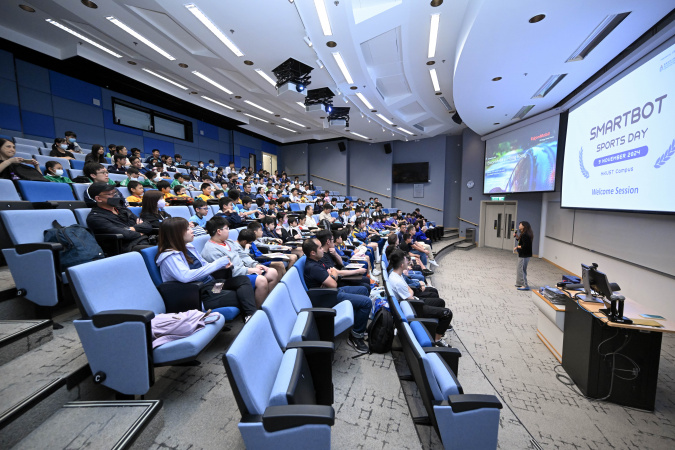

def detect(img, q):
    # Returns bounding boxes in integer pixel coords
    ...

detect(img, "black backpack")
[44,220,105,270]
[367,307,395,353]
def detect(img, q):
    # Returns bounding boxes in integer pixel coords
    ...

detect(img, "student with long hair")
[0,138,43,180]
[49,137,75,159]
[140,190,171,231]
[44,161,72,183]
[514,221,534,290]
[85,144,107,164]
[155,217,257,321]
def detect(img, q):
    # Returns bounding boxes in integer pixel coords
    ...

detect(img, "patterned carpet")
[432,247,675,450]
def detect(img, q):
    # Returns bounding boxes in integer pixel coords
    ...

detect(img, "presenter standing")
[514,221,533,291]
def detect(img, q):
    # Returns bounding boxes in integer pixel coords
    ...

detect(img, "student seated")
[50,138,75,160]
[239,196,261,219]
[126,180,145,204]
[85,145,107,164]
[247,221,287,277]
[280,215,302,241]
[189,199,210,228]
[172,185,193,203]
[203,218,279,308]
[157,180,174,201]
[304,205,318,228]
[43,161,72,183]
[77,163,115,185]
[0,138,44,181]
[302,238,371,353]
[140,190,171,232]
[108,154,128,174]
[213,189,225,199]
[319,204,340,229]
[156,217,257,321]
[197,183,215,202]
[144,148,160,167]
[215,197,246,228]
[114,145,131,167]
[121,167,156,189]
[387,250,452,347]
[64,131,83,153]
[315,229,371,291]
[399,232,433,276]
[261,216,298,267]
[86,182,153,253]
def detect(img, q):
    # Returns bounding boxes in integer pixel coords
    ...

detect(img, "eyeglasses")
[96,171,108,175]
[197,206,209,210]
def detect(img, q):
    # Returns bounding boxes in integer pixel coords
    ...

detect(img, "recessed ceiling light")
[429,68,441,92]
[316,59,324,69]
[531,74,567,98]
[314,0,333,36]
[47,19,123,58]
[276,125,298,133]
[254,69,276,86]
[494,123,500,125]
[350,132,369,139]
[178,63,188,68]
[190,91,198,95]
[142,68,188,90]
[332,52,354,84]
[426,61,435,66]
[397,127,414,136]
[282,118,305,128]
[326,41,337,48]
[296,101,306,109]
[127,61,137,65]
[235,96,242,99]
[376,114,394,125]
[19,4,36,12]
[275,114,281,117]
[492,76,502,81]
[202,96,234,110]
[192,71,233,95]
[355,93,373,109]
[244,100,274,114]
[487,106,494,109]
[512,105,535,120]
[244,113,269,123]
[566,12,630,62]
[106,16,174,60]
[81,0,97,9]
[303,36,313,47]
[185,3,244,57]
[350,86,358,90]
[244,60,254,66]
[430,0,443,6]
[428,13,440,59]
[529,14,546,24]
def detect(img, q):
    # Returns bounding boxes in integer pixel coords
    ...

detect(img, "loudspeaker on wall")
[384,143,392,154]
[452,112,462,125]
[338,142,346,152]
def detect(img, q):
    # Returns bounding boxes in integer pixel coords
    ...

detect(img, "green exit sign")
[491,196,505,201]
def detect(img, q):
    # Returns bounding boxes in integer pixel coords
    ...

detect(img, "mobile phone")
[212,282,224,294]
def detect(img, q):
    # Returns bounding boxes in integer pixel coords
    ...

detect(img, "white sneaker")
[372,268,381,276]
[429,259,439,267]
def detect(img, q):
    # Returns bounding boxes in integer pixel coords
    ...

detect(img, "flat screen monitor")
[561,39,675,214]
[580,263,615,302]
[392,162,429,183]
[483,115,559,194]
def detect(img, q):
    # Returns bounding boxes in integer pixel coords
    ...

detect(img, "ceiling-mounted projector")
[272,58,313,97]
[304,87,334,113]
[328,107,350,127]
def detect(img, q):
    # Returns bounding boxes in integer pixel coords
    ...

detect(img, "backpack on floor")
[367,300,395,353]
[44,220,105,270]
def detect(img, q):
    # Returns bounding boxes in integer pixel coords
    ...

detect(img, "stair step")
[0,319,53,366]
[13,400,163,450]
[455,242,476,250]
[441,233,459,240]
[445,237,468,246]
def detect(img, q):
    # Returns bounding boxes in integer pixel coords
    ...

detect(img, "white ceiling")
[0,0,672,144]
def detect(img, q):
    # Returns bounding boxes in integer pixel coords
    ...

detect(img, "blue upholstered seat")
[0,179,22,201]
[33,154,71,169]
[69,252,225,395]
[16,180,75,202]
[14,137,45,147]
[164,206,192,221]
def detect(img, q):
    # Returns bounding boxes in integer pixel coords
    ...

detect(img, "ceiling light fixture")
[314,0,333,36]
[566,12,630,62]
[255,69,277,86]
[244,100,274,114]
[492,76,502,81]
[376,114,394,125]
[185,3,244,57]
[282,118,305,127]
[276,125,298,133]
[81,0,98,9]
[106,16,174,60]
[316,59,324,69]
[428,14,440,59]
[512,105,535,120]
[244,113,269,123]
[19,5,36,12]
[192,71,233,94]
[202,96,234,110]
[397,127,414,136]
[438,96,453,112]
[46,19,123,58]
[529,14,546,24]
[303,36,313,47]
[355,93,373,109]
[296,101,306,109]
[332,52,354,84]
[531,74,567,98]
[142,68,188,90]
[430,0,443,6]
[350,132,369,139]
[429,68,441,92]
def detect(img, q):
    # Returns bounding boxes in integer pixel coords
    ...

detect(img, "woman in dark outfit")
[140,190,171,234]
[514,221,534,290]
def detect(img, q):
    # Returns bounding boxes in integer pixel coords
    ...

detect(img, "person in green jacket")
[120,167,157,189]
[44,161,72,183]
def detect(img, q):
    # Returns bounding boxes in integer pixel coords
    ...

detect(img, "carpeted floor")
[432,247,675,450]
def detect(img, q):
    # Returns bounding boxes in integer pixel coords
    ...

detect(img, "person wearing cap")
[86,182,154,253]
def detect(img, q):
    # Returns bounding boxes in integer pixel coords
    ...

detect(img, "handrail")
[349,185,391,199]
[458,217,478,226]
[393,197,442,212]
[310,174,346,186]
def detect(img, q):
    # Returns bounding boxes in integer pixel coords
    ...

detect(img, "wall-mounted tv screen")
[483,115,560,194]
[393,162,429,183]
[561,39,675,214]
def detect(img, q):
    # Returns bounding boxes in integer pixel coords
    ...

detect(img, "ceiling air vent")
[413,124,425,132]
[438,96,454,112]
[566,12,631,62]
[512,105,535,120]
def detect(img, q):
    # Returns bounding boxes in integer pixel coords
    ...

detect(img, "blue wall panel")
[0,104,22,132]
[49,71,101,105]
[240,145,256,159]
[53,118,105,145]
[15,60,49,93]
[0,79,18,105]
[261,140,278,155]
[197,136,221,152]
[174,143,199,161]
[20,110,54,138]
[102,110,143,136]
[143,136,174,155]
[0,50,15,81]
[101,88,141,110]
[104,129,144,150]
[199,150,219,164]
[233,156,242,168]
[234,131,262,150]
[52,97,103,127]
[17,87,51,113]
[197,121,218,140]
[218,127,232,143]
[219,153,232,167]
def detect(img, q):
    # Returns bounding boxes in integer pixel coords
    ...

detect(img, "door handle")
[497,214,502,238]
[494,220,497,230]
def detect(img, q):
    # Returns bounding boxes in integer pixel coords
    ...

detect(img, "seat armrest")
[31,201,59,209]
[406,299,426,316]
[423,347,462,376]
[15,242,63,255]
[286,341,335,405]
[92,309,155,328]
[158,282,203,313]
[307,288,339,309]
[446,394,502,413]
[408,317,439,336]
[300,307,337,317]
[262,405,335,432]
[95,233,124,241]
[300,308,336,342]
[286,340,335,354]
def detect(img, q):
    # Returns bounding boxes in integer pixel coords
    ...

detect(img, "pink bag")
[150,310,220,348]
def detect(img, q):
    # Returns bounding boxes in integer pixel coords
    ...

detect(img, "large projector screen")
[561,39,675,214]
[483,115,559,194]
